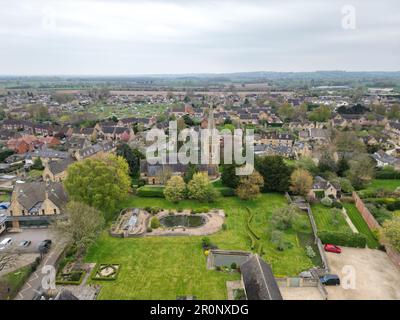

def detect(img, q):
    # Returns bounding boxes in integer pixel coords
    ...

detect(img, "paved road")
[15,243,66,300]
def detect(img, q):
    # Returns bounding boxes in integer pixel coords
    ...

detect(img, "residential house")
[42,158,75,182]
[74,141,116,161]
[372,150,400,170]
[309,176,341,200]
[7,182,68,229]
[140,160,218,185]
[257,132,294,147]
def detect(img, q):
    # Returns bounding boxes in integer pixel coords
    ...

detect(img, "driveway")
[0,228,55,254]
[326,247,400,300]
[0,228,56,276]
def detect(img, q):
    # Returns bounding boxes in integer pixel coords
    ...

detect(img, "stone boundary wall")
[352,192,400,269]
[352,192,380,230]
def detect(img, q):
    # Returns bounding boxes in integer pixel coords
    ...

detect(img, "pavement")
[15,241,66,300]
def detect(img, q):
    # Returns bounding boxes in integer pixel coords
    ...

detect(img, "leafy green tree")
[164,176,186,203]
[346,154,375,190]
[381,217,400,251]
[0,149,14,162]
[308,105,332,122]
[335,131,365,154]
[52,201,104,258]
[187,172,218,202]
[235,171,264,200]
[116,143,144,177]
[296,157,319,176]
[221,164,240,188]
[318,149,337,173]
[64,154,131,214]
[277,103,295,121]
[32,157,44,170]
[337,156,350,177]
[290,168,313,197]
[268,205,300,231]
[255,156,292,192]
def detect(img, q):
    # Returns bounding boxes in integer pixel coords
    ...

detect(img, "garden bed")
[91,264,121,281]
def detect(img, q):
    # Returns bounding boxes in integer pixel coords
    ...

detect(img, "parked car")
[299,271,313,279]
[324,244,341,254]
[320,274,340,286]
[38,239,52,253]
[19,240,32,247]
[0,237,12,250]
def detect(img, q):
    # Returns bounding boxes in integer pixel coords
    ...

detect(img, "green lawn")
[0,193,10,202]
[364,179,400,192]
[311,204,352,233]
[343,203,380,249]
[85,193,316,299]
[0,265,32,300]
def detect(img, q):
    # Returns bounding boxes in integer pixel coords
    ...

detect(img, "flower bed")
[56,271,86,285]
[91,264,121,281]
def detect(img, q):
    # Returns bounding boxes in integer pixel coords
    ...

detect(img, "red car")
[324,244,341,254]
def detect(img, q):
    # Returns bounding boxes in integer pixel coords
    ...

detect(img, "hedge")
[136,186,165,198]
[56,271,86,285]
[216,187,235,197]
[91,264,121,281]
[375,170,400,179]
[318,231,367,248]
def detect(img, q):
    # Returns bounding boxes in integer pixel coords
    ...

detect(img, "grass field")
[364,179,400,192]
[85,193,316,299]
[311,204,352,233]
[343,203,380,249]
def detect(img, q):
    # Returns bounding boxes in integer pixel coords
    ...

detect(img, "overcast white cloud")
[0,0,399,75]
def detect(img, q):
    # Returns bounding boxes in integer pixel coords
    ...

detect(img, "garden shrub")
[222,223,227,231]
[217,187,235,197]
[318,231,367,248]
[321,197,333,207]
[150,217,160,229]
[305,245,316,258]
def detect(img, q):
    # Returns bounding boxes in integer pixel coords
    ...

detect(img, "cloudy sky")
[0,0,399,75]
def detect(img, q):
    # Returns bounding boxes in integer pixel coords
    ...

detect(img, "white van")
[0,237,12,250]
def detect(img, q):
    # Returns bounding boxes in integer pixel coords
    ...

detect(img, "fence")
[352,192,400,269]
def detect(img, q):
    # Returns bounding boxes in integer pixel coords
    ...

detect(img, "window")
[54,209,57,214]
[22,210,25,215]
[42,209,45,215]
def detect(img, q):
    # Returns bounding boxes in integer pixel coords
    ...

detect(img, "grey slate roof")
[240,254,283,300]
[47,158,75,175]
[13,182,67,213]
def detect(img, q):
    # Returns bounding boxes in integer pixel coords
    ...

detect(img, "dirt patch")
[326,247,400,300]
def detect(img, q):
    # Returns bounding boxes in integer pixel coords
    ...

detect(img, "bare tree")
[0,250,19,273]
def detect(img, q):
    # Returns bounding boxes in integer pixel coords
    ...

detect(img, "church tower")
[207,104,219,166]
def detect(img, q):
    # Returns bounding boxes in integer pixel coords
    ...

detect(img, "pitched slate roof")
[13,182,67,212]
[240,254,282,300]
[47,158,74,175]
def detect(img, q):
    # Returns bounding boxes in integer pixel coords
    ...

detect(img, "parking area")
[279,287,324,300]
[326,247,400,300]
[0,228,56,276]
